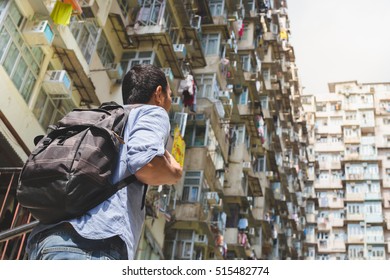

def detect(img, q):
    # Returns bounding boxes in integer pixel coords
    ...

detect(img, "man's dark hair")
[122,64,168,105]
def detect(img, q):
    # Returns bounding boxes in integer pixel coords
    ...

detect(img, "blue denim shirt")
[28,105,170,259]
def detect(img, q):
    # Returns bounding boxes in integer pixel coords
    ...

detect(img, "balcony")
[126,1,184,78]
[314,141,344,152]
[345,192,365,202]
[305,233,317,244]
[343,136,361,144]
[174,202,209,225]
[316,125,342,135]
[360,120,375,133]
[185,148,222,192]
[344,173,381,181]
[314,179,343,190]
[365,192,382,201]
[318,160,341,170]
[306,213,317,224]
[346,213,364,222]
[347,235,364,244]
[365,214,383,224]
[318,196,344,208]
[330,217,344,227]
[317,218,331,231]
[224,228,248,259]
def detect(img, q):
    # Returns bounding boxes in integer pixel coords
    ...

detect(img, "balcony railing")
[0,168,35,260]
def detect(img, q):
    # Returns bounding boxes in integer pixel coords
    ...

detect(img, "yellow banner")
[172,127,186,167]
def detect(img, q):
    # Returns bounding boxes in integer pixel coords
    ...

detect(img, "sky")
[287,0,390,94]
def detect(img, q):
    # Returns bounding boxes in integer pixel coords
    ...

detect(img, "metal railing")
[0,168,35,260]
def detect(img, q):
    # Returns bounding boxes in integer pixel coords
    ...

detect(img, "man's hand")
[135,150,183,185]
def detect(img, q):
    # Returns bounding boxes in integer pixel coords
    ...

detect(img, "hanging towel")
[50,1,73,26]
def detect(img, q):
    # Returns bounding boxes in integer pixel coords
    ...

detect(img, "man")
[27,64,183,259]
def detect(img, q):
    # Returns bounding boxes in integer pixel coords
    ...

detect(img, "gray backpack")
[17,102,144,224]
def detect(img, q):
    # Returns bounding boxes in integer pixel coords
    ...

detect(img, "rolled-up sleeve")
[126,106,170,175]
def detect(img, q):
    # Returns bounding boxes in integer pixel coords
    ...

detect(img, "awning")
[108,13,134,49]
[54,47,100,106]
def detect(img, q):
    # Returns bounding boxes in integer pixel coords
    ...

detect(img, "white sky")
[287,0,390,94]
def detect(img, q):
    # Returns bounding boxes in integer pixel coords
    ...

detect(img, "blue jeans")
[27,223,128,260]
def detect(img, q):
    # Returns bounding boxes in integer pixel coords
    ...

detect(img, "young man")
[27,64,182,260]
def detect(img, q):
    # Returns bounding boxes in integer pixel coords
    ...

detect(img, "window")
[118,0,130,18]
[195,73,217,99]
[348,245,364,260]
[184,121,209,147]
[237,87,248,105]
[70,19,100,63]
[164,6,179,44]
[240,54,251,72]
[182,171,203,202]
[347,203,362,214]
[121,51,158,73]
[240,23,250,41]
[369,247,385,260]
[236,124,246,144]
[201,33,220,56]
[137,0,165,26]
[260,96,268,109]
[301,96,310,104]
[209,0,224,16]
[345,112,357,120]
[255,156,266,172]
[33,89,76,129]
[96,32,114,67]
[316,103,326,112]
[0,1,44,102]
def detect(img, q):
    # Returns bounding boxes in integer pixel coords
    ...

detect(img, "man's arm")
[135,150,183,185]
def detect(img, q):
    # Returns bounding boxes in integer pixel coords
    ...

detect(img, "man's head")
[122,64,172,112]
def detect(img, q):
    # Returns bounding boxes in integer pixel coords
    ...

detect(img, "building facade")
[0,0,307,260]
[303,81,390,260]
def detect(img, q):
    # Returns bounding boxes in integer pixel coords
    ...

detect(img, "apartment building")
[303,81,390,260]
[0,0,307,260]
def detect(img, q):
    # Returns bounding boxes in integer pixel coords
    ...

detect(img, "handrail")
[0,220,38,243]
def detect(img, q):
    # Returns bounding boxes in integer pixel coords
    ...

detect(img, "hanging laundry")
[50,1,73,25]
[182,89,194,108]
[238,22,245,39]
[63,0,82,15]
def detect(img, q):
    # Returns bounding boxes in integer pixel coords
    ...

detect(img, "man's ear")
[154,85,163,105]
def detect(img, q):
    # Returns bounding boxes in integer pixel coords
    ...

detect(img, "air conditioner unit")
[171,96,182,111]
[266,171,274,179]
[195,113,206,124]
[218,91,230,102]
[81,0,99,18]
[42,70,72,98]
[206,192,219,205]
[23,20,54,46]
[194,234,208,244]
[234,84,243,93]
[173,44,187,59]
[162,67,174,83]
[191,15,202,30]
[106,63,124,80]
[228,11,238,22]
[243,162,251,171]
